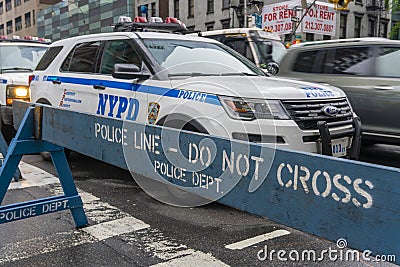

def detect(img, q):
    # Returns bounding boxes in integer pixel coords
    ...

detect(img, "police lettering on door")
[97,93,139,121]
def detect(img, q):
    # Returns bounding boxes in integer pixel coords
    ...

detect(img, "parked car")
[278,37,400,145]
[0,36,49,141]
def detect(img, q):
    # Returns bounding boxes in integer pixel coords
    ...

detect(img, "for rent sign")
[262,0,336,36]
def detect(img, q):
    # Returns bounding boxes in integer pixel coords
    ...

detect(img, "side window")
[36,46,62,71]
[224,39,254,62]
[61,41,101,73]
[293,50,322,73]
[376,47,400,78]
[99,39,141,75]
[326,47,372,75]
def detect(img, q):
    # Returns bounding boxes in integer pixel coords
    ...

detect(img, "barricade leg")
[0,106,88,228]
[51,150,88,227]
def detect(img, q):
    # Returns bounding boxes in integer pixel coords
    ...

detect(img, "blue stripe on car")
[44,76,221,106]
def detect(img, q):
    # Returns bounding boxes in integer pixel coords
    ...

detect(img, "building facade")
[0,0,59,38]
[1,0,398,41]
[135,0,398,40]
[37,0,134,41]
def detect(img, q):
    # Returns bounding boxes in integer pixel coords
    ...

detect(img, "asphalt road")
[0,146,397,267]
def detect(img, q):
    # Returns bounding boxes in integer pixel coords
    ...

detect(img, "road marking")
[150,251,229,267]
[83,216,150,241]
[3,161,229,266]
[225,230,290,250]
[8,161,60,189]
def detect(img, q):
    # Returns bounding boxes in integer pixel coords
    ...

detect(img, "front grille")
[281,98,353,130]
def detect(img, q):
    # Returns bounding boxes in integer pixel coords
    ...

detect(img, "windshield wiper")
[1,67,33,72]
[168,72,217,77]
[220,72,260,76]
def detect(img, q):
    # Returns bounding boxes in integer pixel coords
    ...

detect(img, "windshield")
[142,39,265,77]
[0,45,48,72]
[252,39,287,68]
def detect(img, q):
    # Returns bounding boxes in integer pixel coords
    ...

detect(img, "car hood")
[0,73,29,86]
[170,76,346,100]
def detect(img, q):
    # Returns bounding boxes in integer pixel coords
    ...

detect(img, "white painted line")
[168,147,178,153]
[83,216,150,241]
[225,230,290,250]
[8,161,60,190]
[150,251,229,267]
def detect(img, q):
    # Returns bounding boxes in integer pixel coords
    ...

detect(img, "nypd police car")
[0,36,49,141]
[29,19,361,158]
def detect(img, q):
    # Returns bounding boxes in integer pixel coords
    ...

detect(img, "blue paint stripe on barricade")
[26,104,399,263]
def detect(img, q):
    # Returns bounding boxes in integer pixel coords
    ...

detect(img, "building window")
[14,0,20,7]
[25,12,31,28]
[380,20,388,37]
[5,0,11,12]
[368,17,376,36]
[0,24,4,35]
[221,18,231,29]
[340,14,347,38]
[32,9,35,25]
[207,0,214,13]
[174,0,179,18]
[151,2,156,17]
[223,0,230,9]
[354,15,362,38]
[188,0,194,18]
[0,2,3,15]
[15,16,22,31]
[323,35,331,40]
[306,33,314,41]
[6,20,12,34]
[206,22,214,31]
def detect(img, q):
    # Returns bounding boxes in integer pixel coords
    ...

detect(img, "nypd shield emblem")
[147,102,160,124]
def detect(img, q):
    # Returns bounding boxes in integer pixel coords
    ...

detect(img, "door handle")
[52,79,61,85]
[93,85,106,90]
[374,86,394,90]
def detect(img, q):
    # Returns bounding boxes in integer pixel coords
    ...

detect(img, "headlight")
[6,85,30,105]
[219,96,290,120]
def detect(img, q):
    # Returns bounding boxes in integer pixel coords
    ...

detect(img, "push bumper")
[317,116,362,160]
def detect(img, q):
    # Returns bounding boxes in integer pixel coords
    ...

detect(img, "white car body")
[30,31,358,156]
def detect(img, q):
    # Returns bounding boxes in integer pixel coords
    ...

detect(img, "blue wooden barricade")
[0,106,87,227]
[9,102,400,263]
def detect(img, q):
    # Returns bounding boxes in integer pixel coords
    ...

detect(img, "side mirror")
[112,63,150,80]
[266,62,279,76]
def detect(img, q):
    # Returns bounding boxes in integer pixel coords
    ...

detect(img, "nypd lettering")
[97,93,139,121]
[300,87,335,98]
[177,90,207,102]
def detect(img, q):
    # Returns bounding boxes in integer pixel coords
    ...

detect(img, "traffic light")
[328,0,352,10]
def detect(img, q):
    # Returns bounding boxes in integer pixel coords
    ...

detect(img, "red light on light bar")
[134,16,147,23]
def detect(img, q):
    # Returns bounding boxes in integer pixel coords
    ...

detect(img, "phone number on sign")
[265,22,292,32]
[305,21,334,32]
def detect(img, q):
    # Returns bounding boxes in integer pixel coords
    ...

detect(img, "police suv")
[0,36,49,140]
[29,17,361,158]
